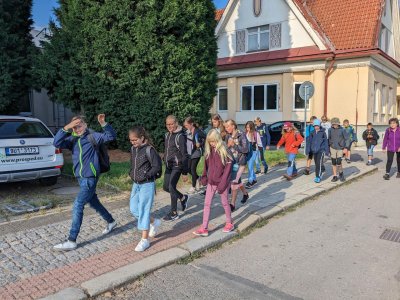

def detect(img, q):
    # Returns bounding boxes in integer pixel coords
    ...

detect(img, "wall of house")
[217,0,317,58]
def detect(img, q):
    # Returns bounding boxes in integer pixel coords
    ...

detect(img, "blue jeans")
[255,147,268,171]
[247,151,257,183]
[367,145,375,156]
[286,153,298,176]
[69,177,114,242]
[130,182,155,231]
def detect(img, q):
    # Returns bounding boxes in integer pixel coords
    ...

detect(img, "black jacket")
[328,126,350,150]
[187,127,206,158]
[362,128,379,147]
[130,145,161,183]
[306,128,329,155]
[164,126,189,174]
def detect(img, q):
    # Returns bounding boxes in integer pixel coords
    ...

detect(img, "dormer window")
[247,25,269,52]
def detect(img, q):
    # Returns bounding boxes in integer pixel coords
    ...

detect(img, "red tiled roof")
[293,0,384,50]
[215,9,224,21]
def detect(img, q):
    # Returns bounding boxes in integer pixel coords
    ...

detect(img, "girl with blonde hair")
[193,129,234,236]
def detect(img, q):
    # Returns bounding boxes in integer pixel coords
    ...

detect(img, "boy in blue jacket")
[306,119,330,183]
[53,114,117,251]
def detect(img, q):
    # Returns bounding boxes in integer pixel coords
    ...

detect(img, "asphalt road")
[98,150,400,300]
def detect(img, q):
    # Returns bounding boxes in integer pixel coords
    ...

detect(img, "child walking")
[304,116,317,175]
[245,121,262,189]
[362,123,379,166]
[328,118,350,182]
[128,126,162,252]
[276,122,304,181]
[193,129,234,237]
[382,118,400,180]
[254,117,271,174]
[343,119,357,163]
[306,119,329,183]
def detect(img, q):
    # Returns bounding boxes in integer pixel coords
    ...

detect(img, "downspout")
[324,55,336,116]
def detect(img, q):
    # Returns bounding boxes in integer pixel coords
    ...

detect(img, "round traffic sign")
[299,81,315,100]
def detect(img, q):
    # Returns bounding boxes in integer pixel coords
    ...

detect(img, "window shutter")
[270,23,281,49]
[236,30,246,54]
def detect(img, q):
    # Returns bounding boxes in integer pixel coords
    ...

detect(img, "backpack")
[87,133,110,174]
[145,146,163,179]
[165,131,189,157]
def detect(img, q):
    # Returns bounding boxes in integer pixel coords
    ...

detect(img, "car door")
[268,122,284,145]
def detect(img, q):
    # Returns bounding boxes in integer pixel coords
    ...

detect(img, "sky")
[32,0,229,28]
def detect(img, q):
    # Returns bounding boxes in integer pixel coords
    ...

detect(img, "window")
[382,85,387,113]
[0,121,52,139]
[293,83,310,110]
[247,25,269,52]
[241,84,278,111]
[217,88,228,111]
[379,25,390,53]
[374,82,380,113]
[389,87,394,115]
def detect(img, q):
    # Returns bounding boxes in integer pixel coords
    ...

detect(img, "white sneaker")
[53,240,77,251]
[149,219,161,238]
[102,221,117,235]
[135,239,150,252]
[188,187,196,194]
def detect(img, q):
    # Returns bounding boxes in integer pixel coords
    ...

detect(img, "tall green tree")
[0,0,37,114]
[37,0,217,149]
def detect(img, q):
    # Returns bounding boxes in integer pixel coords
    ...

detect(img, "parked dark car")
[268,121,305,145]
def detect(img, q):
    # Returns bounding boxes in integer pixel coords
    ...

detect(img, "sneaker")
[245,182,252,189]
[241,193,249,204]
[339,172,345,182]
[180,195,189,212]
[283,174,293,181]
[264,167,268,174]
[331,176,338,182]
[149,219,161,238]
[304,169,311,175]
[383,173,390,180]
[292,173,298,177]
[366,161,371,166]
[163,211,179,221]
[255,170,261,175]
[193,227,209,237]
[102,221,117,235]
[251,180,257,187]
[200,190,206,196]
[346,158,351,164]
[223,223,234,233]
[53,240,77,251]
[229,204,235,212]
[135,239,150,252]
[188,187,196,194]
[314,177,321,183]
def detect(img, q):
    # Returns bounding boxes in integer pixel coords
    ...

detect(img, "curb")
[40,166,378,300]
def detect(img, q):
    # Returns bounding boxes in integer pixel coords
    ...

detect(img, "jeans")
[255,147,268,171]
[247,151,257,183]
[202,184,232,229]
[69,177,114,242]
[286,153,298,176]
[314,152,325,178]
[163,166,183,212]
[386,151,400,174]
[367,145,375,156]
[189,157,201,188]
[130,182,155,231]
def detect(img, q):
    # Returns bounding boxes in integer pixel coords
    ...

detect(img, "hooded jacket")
[130,144,161,183]
[382,127,400,152]
[53,124,116,178]
[164,126,189,174]
[201,147,232,194]
[328,126,350,150]
[277,130,304,154]
[306,128,329,155]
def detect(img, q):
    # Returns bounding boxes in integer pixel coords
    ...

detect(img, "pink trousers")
[202,184,232,229]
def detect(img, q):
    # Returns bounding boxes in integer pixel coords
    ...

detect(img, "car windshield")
[0,120,53,139]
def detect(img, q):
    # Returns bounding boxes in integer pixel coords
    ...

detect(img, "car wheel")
[39,176,58,186]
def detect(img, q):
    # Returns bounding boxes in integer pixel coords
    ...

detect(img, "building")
[212,0,400,142]
[29,28,74,132]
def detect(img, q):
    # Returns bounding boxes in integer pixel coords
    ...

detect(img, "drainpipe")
[324,55,336,116]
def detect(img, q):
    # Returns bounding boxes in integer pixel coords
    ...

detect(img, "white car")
[0,116,64,185]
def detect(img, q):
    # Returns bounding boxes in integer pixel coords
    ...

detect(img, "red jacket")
[201,148,232,194]
[277,131,304,154]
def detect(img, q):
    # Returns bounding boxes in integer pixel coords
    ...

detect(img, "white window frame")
[246,25,269,52]
[217,87,228,112]
[293,82,311,111]
[240,83,279,112]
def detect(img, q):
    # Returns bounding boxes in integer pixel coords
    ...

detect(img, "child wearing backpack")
[128,126,162,252]
[276,122,304,181]
[193,129,234,237]
[343,119,357,163]
[328,118,350,182]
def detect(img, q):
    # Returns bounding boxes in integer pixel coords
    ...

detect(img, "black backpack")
[87,133,110,174]
[145,146,163,179]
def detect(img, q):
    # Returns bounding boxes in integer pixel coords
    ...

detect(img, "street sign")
[299,81,315,100]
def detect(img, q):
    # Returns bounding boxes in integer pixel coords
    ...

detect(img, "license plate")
[5,147,39,156]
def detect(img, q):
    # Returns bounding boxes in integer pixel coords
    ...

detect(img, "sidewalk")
[0,158,377,300]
